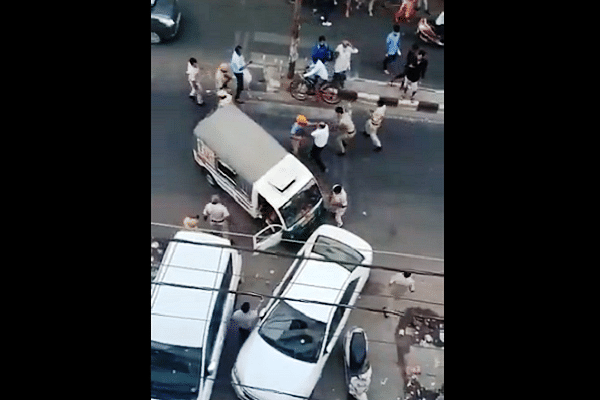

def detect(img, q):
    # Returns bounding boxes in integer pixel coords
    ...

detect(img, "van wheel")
[205,172,217,187]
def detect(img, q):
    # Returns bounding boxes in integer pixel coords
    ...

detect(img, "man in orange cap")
[289,115,316,157]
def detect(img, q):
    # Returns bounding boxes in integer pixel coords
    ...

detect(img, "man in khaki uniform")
[334,106,356,156]
[364,99,386,152]
[329,184,348,227]
[203,195,230,237]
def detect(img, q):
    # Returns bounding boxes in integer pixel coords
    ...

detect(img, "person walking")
[310,122,330,173]
[333,40,358,88]
[389,271,416,292]
[329,184,348,227]
[401,49,428,101]
[183,215,200,229]
[202,195,230,237]
[363,99,386,151]
[186,57,205,106]
[390,42,419,85]
[290,115,316,157]
[383,24,402,75]
[334,106,356,156]
[231,302,259,344]
[215,62,232,91]
[231,45,252,104]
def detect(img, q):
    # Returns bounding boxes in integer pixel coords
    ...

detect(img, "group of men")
[185,45,252,107]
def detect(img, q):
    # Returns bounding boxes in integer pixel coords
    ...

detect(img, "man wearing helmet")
[289,115,317,157]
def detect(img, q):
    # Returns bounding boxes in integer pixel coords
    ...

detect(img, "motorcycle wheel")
[320,83,341,104]
[290,80,309,101]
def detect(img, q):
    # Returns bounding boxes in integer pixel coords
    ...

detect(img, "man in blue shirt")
[383,24,401,75]
[311,36,333,64]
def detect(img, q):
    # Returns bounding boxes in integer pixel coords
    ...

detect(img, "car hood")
[235,331,319,399]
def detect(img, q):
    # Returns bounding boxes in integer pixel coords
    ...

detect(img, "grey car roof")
[193,105,289,183]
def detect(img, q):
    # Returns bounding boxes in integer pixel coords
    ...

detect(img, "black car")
[151,0,181,44]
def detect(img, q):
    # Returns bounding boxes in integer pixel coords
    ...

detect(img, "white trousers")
[365,119,382,148]
[188,80,204,104]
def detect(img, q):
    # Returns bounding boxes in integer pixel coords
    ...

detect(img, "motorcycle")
[417,12,444,46]
[343,327,372,400]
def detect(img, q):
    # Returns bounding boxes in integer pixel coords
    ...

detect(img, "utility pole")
[287,0,302,79]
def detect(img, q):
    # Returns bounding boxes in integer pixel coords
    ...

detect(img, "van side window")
[217,160,237,184]
[204,254,233,374]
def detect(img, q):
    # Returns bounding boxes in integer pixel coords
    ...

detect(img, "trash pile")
[151,237,169,282]
[399,314,444,349]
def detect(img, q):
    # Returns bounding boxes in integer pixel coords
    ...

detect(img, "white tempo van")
[151,230,242,400]
[193,105,325,251]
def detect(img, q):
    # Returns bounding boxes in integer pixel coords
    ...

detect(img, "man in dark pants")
[231,302,258,345]
[310,122,330,173]
[230,45,252,104]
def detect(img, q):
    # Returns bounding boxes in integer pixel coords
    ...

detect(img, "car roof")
[284,259,351,323]
[151,231,232,348]
[193,105,289,183]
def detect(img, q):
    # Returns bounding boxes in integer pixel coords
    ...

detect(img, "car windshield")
[279,180,321,228]
[259,300,326,363]
[151,341,202,399]
[311,235,365,271]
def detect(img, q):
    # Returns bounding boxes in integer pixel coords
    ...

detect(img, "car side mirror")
[259,308,266,319]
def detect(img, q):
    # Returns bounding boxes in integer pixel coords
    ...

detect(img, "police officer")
[329,184,348,227]
[203,195,230,237]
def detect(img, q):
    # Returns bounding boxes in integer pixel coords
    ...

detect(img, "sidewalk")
[245,53,444,114]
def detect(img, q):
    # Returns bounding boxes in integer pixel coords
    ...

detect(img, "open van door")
[252,224,283,254]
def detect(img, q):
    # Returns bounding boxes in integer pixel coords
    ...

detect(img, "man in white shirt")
[364,99,386,151]
[389,271,416,292]
[303,59,328,92]
[231,45,252,103]
[186,57,204,106]
[231,302,259,344]
[333,40,358,88]
[310,122,329,173]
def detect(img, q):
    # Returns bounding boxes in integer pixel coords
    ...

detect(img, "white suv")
[151,231,242,400]
[231,224,372,400]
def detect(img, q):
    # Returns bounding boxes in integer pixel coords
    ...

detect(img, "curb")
[343,89,443,113]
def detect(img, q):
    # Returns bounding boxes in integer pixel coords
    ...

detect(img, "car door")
[252,224,283,253]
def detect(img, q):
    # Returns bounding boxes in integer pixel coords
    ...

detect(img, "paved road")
[151,1,444,398]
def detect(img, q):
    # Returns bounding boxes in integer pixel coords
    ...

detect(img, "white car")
[151,231,242,400]
[231,225,373,400]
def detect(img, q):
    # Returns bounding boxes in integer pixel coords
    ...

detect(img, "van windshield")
[151,341,202,399]
[279,181,321,228]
